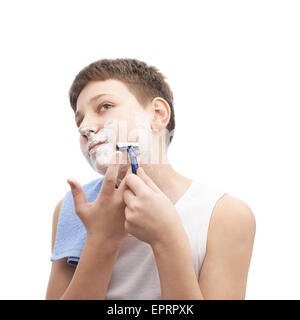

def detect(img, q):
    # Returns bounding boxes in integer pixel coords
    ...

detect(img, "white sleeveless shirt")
[105,180,227,300]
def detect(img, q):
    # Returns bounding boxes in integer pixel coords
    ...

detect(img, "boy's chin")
[93,162,110,176]
[94,164,108,176]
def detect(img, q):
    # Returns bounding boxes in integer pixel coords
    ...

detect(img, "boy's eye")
[99,104,112,112]
[76,104,113,127]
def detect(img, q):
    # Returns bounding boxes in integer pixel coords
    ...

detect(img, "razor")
[116,142,139,175]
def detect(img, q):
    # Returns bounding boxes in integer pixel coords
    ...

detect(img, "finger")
[100,151,122,196]
[137,167,161,193]
[125,172,150,196]
[124,206,132,223]
[123,189,136,207]
[116,165,132,194]
[67,178,88,216]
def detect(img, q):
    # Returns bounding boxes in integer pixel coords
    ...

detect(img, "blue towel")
[50,177,104,266]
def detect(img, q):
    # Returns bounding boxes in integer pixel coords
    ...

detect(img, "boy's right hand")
[67,151,130,246]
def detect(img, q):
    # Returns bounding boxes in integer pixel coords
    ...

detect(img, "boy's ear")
[150,97,171,131]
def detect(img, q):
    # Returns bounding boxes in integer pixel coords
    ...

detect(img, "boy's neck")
[138,162,193,205]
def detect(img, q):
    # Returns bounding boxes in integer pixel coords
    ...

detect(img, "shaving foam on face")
[80,111,154,176]
[131,111,152,164]
[80,119,118,175]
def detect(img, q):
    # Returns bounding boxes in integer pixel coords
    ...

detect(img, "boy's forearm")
[60,235,121,300]
[152,229,204,300]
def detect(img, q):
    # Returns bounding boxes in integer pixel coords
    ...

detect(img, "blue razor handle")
[127,146,139,174]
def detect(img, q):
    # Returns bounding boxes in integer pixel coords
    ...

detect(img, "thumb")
[136,167,161,193]
[67,178,89,217]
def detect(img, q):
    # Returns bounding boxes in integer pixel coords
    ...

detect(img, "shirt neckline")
[174,180,195,209]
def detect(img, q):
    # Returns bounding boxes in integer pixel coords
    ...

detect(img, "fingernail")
[67,179,74,187]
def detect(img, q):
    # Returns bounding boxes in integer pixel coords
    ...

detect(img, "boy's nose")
[79,127,96,137]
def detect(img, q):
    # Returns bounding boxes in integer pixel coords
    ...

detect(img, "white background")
[0,0,299,299]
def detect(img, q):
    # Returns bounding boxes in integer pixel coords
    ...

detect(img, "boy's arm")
[152,227,205,299]
[59,235,121,300]
[45,199,122,300]
[152,195,256,300]
[199,195,256,299]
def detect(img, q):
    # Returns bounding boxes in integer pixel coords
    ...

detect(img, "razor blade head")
[116,142,140,151]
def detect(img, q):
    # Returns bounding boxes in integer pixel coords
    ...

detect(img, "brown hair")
[69,58,175,144]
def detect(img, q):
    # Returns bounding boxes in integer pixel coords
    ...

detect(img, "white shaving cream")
[80,112,153,176]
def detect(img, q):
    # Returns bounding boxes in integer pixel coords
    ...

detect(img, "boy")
[46,58,256,299]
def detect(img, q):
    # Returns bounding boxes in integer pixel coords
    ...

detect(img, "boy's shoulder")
[207,194,256,250]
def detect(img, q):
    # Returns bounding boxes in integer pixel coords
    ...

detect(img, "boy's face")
[75,79,153,176]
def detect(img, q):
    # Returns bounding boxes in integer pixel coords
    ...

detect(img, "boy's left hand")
[123,167,184,247]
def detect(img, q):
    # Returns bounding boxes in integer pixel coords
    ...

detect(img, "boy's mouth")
[88,140,107,153]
